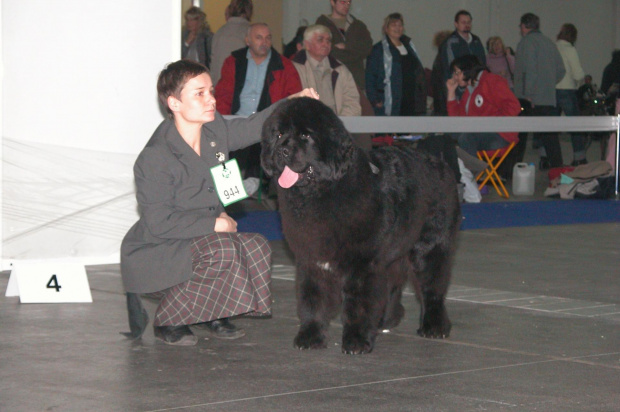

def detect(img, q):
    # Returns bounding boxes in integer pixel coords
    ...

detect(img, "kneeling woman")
[121,60,317,345]
[446,55,521,156]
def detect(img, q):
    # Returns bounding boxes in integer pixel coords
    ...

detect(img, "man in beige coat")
[291,24,361,117]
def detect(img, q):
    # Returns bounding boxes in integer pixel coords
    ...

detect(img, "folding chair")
[475,141,516,198]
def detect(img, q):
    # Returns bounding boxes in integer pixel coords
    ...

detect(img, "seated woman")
[121,59,317,346]
[446,54,521,156]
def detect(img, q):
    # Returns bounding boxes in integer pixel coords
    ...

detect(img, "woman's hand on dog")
[289,88,320,100]
[214,212,238,232]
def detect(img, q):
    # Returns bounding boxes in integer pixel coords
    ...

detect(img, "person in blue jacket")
[438,10,486,82]
[365,12,427,116]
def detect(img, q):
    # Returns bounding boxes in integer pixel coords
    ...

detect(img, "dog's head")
[261,97,354,189]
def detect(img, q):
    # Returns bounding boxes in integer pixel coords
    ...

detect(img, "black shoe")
[570,159,588,167]
[539,157,551,171]
[154,325,198,346]
[194,318,246,340]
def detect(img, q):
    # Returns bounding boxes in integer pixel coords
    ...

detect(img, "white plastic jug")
[512,163,535,196]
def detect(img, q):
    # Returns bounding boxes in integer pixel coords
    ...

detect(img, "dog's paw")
[417,316,451,339]
[417,326,450,339]
[342,333,374,355]
[294,323,327,350]
[418,300,451,339]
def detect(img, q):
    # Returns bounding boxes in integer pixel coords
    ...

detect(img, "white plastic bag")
[458,158,482,203]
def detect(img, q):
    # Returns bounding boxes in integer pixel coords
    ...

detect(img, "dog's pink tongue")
[278,166,300,188]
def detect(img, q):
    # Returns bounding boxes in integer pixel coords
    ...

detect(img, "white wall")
[284,0,619,87]
[0,3,3,263]
[1,0,182,266]
[2,0,180,155]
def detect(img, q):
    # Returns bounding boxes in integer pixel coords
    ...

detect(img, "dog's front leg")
[341,272,386,354]
[294,263,342,350]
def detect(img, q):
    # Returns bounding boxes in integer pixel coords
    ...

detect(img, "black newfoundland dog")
[261,98,461,354]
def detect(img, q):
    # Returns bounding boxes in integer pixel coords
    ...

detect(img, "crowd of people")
[122,1,619,346]
[181,1,620,173]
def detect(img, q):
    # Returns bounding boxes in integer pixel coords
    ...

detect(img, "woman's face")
[492,39,504,55]
[186,16,201,33]
[385,19,404,41]
[170,73,216,125]
[452,67,468,88]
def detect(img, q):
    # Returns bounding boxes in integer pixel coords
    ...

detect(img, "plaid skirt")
[152,232,272,326]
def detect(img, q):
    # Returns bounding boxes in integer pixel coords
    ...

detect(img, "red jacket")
[447,71,521,143]
[215,47,302,115]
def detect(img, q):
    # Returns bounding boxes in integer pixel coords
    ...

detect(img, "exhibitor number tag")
[210,159,248,206]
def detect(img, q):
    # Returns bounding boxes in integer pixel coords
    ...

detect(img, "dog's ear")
[328,129,355,180]
[260,113,280,177]
[313,106,355,181]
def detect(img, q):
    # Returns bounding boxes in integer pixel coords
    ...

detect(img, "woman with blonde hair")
[485,36,515,90]
[182,7,213,69]
[366,13,426,116]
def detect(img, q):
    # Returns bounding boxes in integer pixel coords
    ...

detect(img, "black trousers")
[417,134,462,183]
[521,105,564,168]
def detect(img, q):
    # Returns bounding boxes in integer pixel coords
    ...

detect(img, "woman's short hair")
[184,6,208,31]
[557,23,577,45]
[303,24,331,43]
[382,13,404,35]
[157,60,209,118]
[450,54,487,84]
[486,36,504,54]
[228,0,253,21]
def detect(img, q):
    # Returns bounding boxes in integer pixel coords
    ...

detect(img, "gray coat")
[121,106,277,293]
[210,16,250,85]
[514,30,566,106]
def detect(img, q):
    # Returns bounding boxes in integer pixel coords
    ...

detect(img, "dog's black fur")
[261,98,461,354]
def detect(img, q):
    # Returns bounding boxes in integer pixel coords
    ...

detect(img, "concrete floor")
[1,136,619,411]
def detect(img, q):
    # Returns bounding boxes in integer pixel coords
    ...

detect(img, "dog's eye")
[301,134,311,141]
[277,132,283,139]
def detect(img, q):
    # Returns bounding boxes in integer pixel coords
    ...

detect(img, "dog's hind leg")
[294,263,343,350]
[378,258,409,331]
[411,244,453,339]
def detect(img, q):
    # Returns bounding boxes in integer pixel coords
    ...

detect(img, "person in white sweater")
[556,23,587,165]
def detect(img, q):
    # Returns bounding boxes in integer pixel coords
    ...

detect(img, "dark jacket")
[439,30,486,81]
[215,47,302,115]
[431,51,448,115]
[366,35,427,116]
[601,52,620,95]
[316,13,373,89]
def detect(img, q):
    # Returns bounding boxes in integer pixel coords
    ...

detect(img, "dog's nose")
[279,147,289,158]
